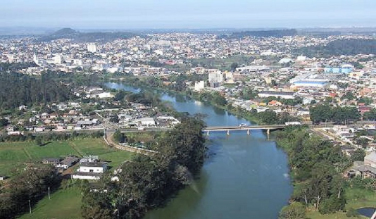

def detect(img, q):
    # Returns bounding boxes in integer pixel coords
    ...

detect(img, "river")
[106,82,293,219]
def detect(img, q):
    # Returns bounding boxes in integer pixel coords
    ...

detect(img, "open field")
[0,138,134,176]
[18,186,83,219]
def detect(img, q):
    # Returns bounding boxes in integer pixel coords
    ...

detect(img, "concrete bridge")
[203,125,286,137]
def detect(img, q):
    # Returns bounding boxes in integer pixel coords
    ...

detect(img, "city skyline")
[1,0,376,29]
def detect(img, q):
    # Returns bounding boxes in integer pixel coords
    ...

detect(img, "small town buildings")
[258,91,295,100]
[42,158,61,166]
[135,117,156,127]
[348,151,376,179]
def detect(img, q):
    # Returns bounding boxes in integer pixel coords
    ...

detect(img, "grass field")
[9,137,134,219]
[18,186,83,219]
[306,188,376,219]
[0,138,134,176]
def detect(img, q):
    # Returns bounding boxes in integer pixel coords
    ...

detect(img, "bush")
[346,207,359,217]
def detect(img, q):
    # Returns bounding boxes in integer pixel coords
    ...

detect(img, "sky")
[1,0,376,29]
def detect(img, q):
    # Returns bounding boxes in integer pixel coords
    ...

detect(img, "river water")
[106,82,292,219]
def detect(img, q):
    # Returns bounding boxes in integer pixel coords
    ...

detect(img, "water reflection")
[105,83,292,219]
[357,208,376,218]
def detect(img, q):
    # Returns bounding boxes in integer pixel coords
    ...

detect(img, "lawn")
[18,186,82,219]
[70,138,110,156]
[26,141,79,159]
[0,138,134,176]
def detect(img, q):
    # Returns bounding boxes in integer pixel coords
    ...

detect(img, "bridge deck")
[203,125,285,131]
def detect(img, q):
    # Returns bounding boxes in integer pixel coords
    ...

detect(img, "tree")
[212,92,227,106]
[230,62,238,72]
[114,90,127,101]
[258,111,279,124]
[0,118,8,127]
[309,104,332,124]
[279,202,306,219]
[113,130,124,143]
[318,195,346,214]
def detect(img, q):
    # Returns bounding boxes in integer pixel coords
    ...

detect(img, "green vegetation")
[276,126,376,218]
[18,185,82,219]
[277,127,349,213]
[279,202,306,219]
[0,71,73,110]
[222,29,297,39]
[190,55,255,71]
[39,28,140,43]
[310,104,361,124]
[0,138,133,176]
[1,164,59,219]
[295,39,376,58]
[81,117,206,219]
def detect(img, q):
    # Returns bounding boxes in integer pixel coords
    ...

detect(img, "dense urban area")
[0,28,376,219]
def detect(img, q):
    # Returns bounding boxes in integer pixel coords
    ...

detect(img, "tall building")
[87,43,97,53]
[33,53,39,65]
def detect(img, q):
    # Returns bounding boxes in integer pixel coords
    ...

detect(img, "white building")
[208,71,223,84]
[194,81,205,91]
[87,43,97,53]
[135,117,156,127]
[72,161,107,180]
[258,91,295,99]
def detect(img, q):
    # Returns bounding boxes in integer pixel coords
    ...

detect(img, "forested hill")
[295,39,376,57]
[220,29,297,39]
[38,28,141,42]
[0,72,73,109]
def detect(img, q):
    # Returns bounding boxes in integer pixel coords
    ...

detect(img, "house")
[347,151,376,179]
[135,117,156,127]
[42,158,61,166]
[359,106,371,116]
[0,176,7,181]
[56,156,80,169]
[71,161,107,180]
[268,100,282,106]
[77,162,107,173]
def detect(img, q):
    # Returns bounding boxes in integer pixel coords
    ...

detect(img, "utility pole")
[29,199,31,214]
[48,187,50,200]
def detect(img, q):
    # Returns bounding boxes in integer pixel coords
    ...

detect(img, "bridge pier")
[206,131,210,136]
[267,129,270,139]
[227,130,230,136]
[247,129,250,135]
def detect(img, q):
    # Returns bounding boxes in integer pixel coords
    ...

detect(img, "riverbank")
[275,126,376,218]
[106,78,265,125]
[106,81,292,219]
[109,79,375,218]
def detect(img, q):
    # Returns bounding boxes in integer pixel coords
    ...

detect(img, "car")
[239,123,248,127]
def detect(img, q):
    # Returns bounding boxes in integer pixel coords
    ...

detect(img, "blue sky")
[1,0,375,29]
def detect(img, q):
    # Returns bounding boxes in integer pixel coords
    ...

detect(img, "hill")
[294,39,376,57]
[219,29,297,39]
[38,28,140,42]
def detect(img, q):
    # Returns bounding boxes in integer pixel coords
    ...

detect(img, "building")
[135,117,156,127]
[87,43,97,53]
[208,71,223,84]
[194,81,205,91]
[324,64,354,74]
[292,81,329,89]
[258,91,295,100]
[72,156,107,180]
[348,151,376,179]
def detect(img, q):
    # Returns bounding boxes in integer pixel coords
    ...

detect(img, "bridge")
[203,125,286,137]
